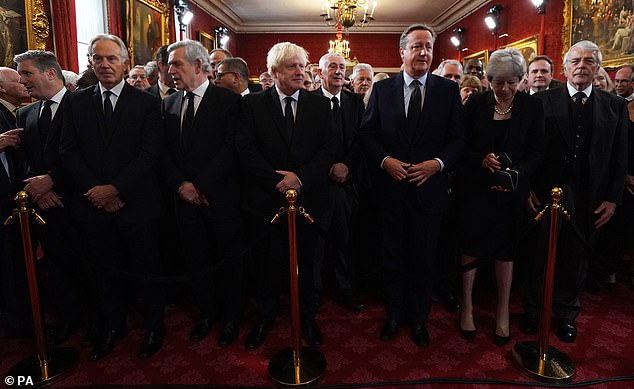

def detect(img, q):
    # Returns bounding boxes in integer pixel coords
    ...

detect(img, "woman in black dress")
[455,48,545,346]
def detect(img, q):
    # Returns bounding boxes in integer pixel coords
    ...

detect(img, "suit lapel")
[340,92,354,149]
[43,94,67,153]
[552,88,571,148]
[105,83,132,146]
[268,87,290,145]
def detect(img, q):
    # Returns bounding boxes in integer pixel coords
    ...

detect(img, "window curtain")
[51,0,79,72]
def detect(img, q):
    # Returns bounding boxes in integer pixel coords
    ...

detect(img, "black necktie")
[331,96,344,145]
[38,100,53,146]
[284,96,294,139]
[181,91,195,146]
[103,91,113,126]
[407,80,422,140]
[167,88,176,95]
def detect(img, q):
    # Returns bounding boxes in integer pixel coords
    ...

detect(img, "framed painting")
[198,31,215,53]
[463,49,489,69]
[127,0,169,66]
[502,35,539,65]
[563,0,634,69]
[0,0,49,67]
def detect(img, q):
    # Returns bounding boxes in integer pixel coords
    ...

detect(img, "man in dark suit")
[60,34,165,360]
[527,55,564,95]
[236,41,337,350]
[0,66,29,337]
[145,45,176,100]
[360,24,465,346]
[524,40,628,342]
[163,39,245,346]
[14,50,84,346]
[312,52,365,311]
[215,57,260,96]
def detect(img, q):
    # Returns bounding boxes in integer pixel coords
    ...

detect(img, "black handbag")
[491,169,519,191]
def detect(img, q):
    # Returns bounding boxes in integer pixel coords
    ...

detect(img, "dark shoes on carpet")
[245,322,271,350]
[440,291,461,313]
[493,332,510,347]
[337,293,365,311]
[302,320,323,347]
[138,329,164,360]
[218,322,239,346]
[379,319,428,346]
[90,327,128,361]
[47,323,76,348]
[556,319,577,343]
[411,324,429,347]
[190,317,216,341]
[379,319,400,341]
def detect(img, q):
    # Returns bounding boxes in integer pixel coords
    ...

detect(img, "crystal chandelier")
[320,0,377,29]
[328,24,351,58]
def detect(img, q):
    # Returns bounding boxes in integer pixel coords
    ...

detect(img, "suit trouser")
[0,206,29,331]
[250,215,317,325]
[84,217,165,332]
[381,189,441,324]
[175,199,244,323]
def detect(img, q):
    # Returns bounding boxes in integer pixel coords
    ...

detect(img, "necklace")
[494,104,513,115]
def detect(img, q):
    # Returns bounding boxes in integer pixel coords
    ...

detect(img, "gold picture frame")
[502,35,539,66]
[198,31,216,53]
[563,0,634,69]
[463,49,489,69]
[127,0,169,66]
[1,0,49,67]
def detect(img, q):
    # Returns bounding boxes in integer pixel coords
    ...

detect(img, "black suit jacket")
[236,87,337,218]
[532,86,628,209]
[60,82,164,222]
[162,84,242,211]
[0,103,19,211]
[16,91,73,199]
[360,72,465,214]
[248,82,263,93]
[145,83,161,99]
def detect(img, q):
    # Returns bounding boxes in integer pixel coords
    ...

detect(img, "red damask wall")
[186,1,238,57]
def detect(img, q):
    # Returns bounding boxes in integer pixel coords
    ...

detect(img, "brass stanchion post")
[268,189,326,386]
[512,187,575,382]
[4,191,78,387]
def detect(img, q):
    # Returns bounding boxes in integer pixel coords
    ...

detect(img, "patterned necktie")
[181,91,195,146]
[407,80,422,140]
[284,96,294,139]
[39,100,54,146]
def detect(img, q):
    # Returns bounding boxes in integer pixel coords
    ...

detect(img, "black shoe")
[411,324,429,347]
[556,319,577,343]
[440,291,461,313]
[82,323,101,348]
[245,322,270,350]
[190,317,215,341]
[138,329,163,360]
[302,320,323,347]
[520,312,538,335]
[493,332,510,347]
[379,319,400,341]
[338,294,365,311]
[218,321,239,346]
[48,323,75,348]
[90,328,127,361]
[460,328,477,341]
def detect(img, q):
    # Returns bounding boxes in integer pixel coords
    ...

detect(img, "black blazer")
[60,82,164,222]
[532,86,628,208]
[458,90,545,197]
[236,87,337,218]
[0,103,19,210]
[360,72,465,214]
[145,83,161,99]
[16,91,73,199]
[162,84,242,209]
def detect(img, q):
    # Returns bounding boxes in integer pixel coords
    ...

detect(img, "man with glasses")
[126,65,150,89]
[208,48,232,81]
[60,34,165,361]
[214,57,252,96]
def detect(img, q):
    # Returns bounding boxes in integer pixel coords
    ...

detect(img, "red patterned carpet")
[2,280,634,388]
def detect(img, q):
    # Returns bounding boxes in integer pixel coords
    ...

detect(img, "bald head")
[0,67,29,106]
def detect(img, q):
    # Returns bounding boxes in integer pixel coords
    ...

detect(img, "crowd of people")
[0,23,632,364]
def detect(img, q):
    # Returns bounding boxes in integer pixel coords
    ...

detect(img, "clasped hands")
[23,174,63,210]
[482,153,510,193]
[85,184,125,212]
[178,181,209,206]
[383,157,440,186]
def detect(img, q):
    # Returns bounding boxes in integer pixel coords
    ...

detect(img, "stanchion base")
[512,341,575,383]
[268,346,326,386]
[6,347,79,388]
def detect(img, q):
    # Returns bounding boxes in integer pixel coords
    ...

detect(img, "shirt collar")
[403,71,428,88]
[566,82,592,99]
[158,80,171,94]
[240,87,250,96]
[275,85,300,103]
[48,87,67,105]
[185,79,209,98]
[321,87,341,101]
[99,79,125,96]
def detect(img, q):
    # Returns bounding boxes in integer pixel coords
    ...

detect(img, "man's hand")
[482,153,501,173]
[329,162,350,183]
[594,201,616,229]
[23,174,54,201]
[626,174,634,194]
[275,170,301,193]
[0,128,23,151]
[407,159,441,186]
[35,190,64,210]
[84,184,119,208]
[383,157,410,181]
[178,181,205,205]
[527,190,542,215]
[102,196,125,213]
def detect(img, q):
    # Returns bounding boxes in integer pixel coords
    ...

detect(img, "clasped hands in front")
[383,157,440,186]
[85,184,125,212]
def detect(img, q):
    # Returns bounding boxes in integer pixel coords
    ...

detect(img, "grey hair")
[218,57,249,80]
[486,47,526,81]
[352,63,373,80]
[318,52,345,71]
[399,24,436,49]
[435,59,463,75]
[209,48,233,58]
[563,40,602,66]
[62,70,78,87]
[87,34,129,60]
[144,61,158,77]
[168,40,212,73]
[13,50,64,80]
[266,42,309,75]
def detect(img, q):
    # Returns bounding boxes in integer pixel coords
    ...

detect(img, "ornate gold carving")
[25,0,50,50]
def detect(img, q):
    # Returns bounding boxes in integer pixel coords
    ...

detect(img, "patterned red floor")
[2,282,634,388]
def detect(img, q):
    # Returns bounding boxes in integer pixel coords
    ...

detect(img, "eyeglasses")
[303,81,314,87]
[129,74,147,80]
[91,55,122,64]
[216,71,237,80]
